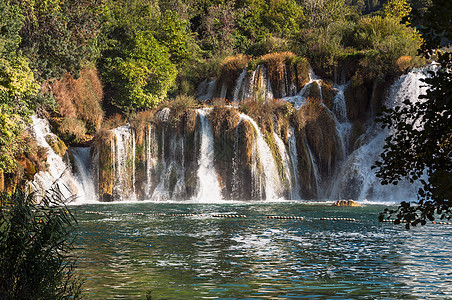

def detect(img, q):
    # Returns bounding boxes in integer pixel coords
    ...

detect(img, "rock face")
[294,99,342,198]
[333,199,361,207]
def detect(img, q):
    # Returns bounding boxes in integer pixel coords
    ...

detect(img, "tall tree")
[375,0,452,228]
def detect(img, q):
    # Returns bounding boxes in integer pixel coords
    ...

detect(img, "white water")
[233,68,248,102]
[70,147,97,204]
[112,125,137,201]
[328,68,430,202]
[288,127,301,200]
[240,114,282,200]
[25,66,430,204]
[195,109,223,201]
[28,116,80,202]
[273,132,293,197]
[283,69,322,108]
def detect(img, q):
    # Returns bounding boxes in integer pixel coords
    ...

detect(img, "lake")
[73,201,452,299]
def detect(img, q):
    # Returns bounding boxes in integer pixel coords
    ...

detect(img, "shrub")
[101,114,126,130]
[58,117,87,141]
[396,56,412,72]
[0,188,82,299]
[51,67,104,136]
[218,54,249,88]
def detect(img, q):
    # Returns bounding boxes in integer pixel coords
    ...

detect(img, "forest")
[0,0,435,192]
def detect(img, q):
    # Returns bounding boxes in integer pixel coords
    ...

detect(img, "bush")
[0,188,82,299]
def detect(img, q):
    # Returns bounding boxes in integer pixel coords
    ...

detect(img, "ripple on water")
[73,203,452,299]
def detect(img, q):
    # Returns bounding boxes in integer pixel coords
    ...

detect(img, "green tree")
[17,0,102,79]
[157,10,191,65]
[103,31,177,109]
[382,0,412,22]
[375,0,452,228]
[0,188,82,299]
[100,0,179,109]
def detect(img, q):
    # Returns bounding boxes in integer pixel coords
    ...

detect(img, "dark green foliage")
[375,0,452,228]
[0,188,82,299]
[0,0,24,60]
[18,0,102,80]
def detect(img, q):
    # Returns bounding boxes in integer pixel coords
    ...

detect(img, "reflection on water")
[73,202,452,299]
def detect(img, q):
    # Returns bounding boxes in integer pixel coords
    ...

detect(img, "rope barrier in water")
[83,211,451,225]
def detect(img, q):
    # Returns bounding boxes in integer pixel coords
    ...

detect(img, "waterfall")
[150,128,186,201]
[233,68,248,102]
[197,78,218,101]
[273,132,293,197]
[328,68,430,202]
[70,147,97,204]
[145,124,158,198]
[288,127,301,200]
[195,109,223,201]
[240,114,282,200]
[112,125,136,201]
[231,121,241,199]
[28,116,80,201]
[283,69,321,108]
[307,144,320,198]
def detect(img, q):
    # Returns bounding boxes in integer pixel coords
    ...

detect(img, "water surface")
[73,202,452,299]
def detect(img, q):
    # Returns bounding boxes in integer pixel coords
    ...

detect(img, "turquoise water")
[73,202,452,299]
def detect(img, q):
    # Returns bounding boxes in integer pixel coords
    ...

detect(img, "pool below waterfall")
[73,201,452,299]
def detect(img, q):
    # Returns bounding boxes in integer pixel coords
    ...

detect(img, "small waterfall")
[288,127,301,200]
[307,144,320,197]
[233,68,248,102]
[197,78,218,101]
[331,84,353,158]
[112,125,136,201]
[151,129,170,200]
[151,128,186,201]
[145,124,158,198]
[240,114,282,200]
[273,132,293,197]
[231,121,241,199]
[70,147,97,204]
[195,109,223,201]
[219,82,228,99]
[283,69,320,108]
[28,116,79,201]
[329,68,430,202]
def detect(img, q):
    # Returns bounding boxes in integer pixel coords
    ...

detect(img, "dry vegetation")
[49,67,104,141]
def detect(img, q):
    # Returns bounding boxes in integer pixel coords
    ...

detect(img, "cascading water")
[288,127,301,200]
[233,68,248,102]
[195,109,223,201]
[28,116,81,201]
[240,114,282,200]
[328,68,430,202]
[283,69,322,108]
[70,147,97,203]
[111,125,137,201]
[26,63,431,204]
[273,132,293,197]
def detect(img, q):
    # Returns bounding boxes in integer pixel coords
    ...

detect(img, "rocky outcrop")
[333,199,361,207]
[92,130,115,202]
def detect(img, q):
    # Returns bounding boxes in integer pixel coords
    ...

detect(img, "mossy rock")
[17,156,37,181]
[92,130,116,201]
[45,134,68,157]
[321,80,337,111]
[295,99,342,181]
[0,170,4,192]
[295,131,317,199]
[344,79,370,121]
[333,199,361,207]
